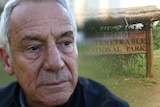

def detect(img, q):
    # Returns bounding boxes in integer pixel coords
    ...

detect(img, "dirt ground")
[113,54,160,107]
[102,73,160,107]
[121,77,160,107]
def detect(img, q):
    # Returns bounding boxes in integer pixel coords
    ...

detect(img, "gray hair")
[0,0,77,55]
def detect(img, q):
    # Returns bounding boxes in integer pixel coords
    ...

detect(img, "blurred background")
[1,0,160,107]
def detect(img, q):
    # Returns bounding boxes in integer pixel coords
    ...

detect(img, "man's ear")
[0,47,14,75]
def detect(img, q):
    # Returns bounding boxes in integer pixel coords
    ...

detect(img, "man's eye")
[64,41,71,46]
[24,45,43,59]
[57,40,74,53]
[27,45,39,52]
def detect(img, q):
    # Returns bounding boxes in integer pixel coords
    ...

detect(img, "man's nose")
[43,45,65,72]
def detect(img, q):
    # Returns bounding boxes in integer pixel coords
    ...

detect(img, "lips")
[36,79,71,94]
[45,80,68,86]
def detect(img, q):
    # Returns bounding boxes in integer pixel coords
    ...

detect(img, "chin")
[38,91,72,106]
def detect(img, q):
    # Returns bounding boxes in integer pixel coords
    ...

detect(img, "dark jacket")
[0,77,129,107]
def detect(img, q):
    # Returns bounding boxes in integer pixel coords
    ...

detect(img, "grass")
[78,48,160,107]
[1,49,160,107]
[0,61,16,86]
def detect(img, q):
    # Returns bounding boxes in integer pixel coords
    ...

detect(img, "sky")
[1,0,160,9]
[72,0,160,10]
[100,0,160,9]
[72,0,160,29]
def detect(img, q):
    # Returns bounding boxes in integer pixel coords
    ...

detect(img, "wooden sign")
[84,31,147,55]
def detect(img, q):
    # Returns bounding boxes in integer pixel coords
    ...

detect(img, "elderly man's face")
[7,1,78,107]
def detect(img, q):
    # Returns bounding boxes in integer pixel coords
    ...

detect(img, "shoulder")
[0,82,20,106]
[0,82,17,98]
[77,77,129,107]
[78,77,114,96]
[77,77,113,97]
[78,77,107,88]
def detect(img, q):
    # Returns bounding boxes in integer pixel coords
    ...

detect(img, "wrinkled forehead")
[10,1,73,29]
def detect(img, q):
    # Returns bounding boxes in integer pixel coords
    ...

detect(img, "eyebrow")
[55,31,74,40]
[61,31,74,38]
[20,31,74,43]
[20,35,43,43]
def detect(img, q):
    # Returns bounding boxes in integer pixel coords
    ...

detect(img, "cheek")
[12,54,42,89]
[13,62,37,85]
[64,54,78,80]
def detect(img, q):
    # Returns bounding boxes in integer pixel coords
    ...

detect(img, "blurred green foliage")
[153,21,160,50]
[0,6,3,13]
[0,61,16,86]
[78,46,146,78]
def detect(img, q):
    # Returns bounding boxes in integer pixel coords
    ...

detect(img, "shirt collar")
[19,88,26,107]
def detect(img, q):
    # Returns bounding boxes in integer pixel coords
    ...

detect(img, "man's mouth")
[45,80,68,86]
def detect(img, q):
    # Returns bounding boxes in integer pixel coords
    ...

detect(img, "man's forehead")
[8,0,75,43]
[9,1,74,34]
[10,1,72,25]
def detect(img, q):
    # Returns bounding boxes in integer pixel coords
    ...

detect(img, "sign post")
[83,29,153,77]
[146,22,154,78]
[84,31,147,55]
